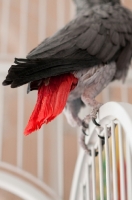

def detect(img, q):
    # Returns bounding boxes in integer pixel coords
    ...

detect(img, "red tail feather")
[24,74,78,135]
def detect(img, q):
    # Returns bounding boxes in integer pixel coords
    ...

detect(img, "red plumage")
[24,73,78,135]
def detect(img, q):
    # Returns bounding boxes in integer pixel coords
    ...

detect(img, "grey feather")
[76,28,98,49]
[103,45,120,62]
[110,31,120,45]
[119,33,126,47]
[87,34,106,55]
[96,42,113,60]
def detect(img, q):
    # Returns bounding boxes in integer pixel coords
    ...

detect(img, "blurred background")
[0,0,132,200]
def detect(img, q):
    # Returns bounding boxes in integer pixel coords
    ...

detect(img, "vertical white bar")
[121,85,128,102]
[0,0,10,54]
[91,147,96,200]
[104,125,111,200]
[57,0,65,30]
[56,1,65,198]
[17,87,25,168]
[56,115,64,199]
[38,0,47,43]
[77,128,81,153]
[37,128,44,180]
[19,0,29,55]
[16,0,29,168]
[118,123,125,200]
[80,183,84,200]
[0,79,4,160]
[121,0,125,5]
[98,138,104,200]
[102,87,110,103]
[81,182,88,200]
[111,121,118,200]
[126,137,132,200]
[36,0,48,182]
[70,0,76,20]
[87,165,90,200]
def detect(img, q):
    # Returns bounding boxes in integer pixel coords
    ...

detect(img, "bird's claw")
[98,134,105,140]
[82,120,89,129]
[98,136,105,146]
[92,117,100,126]
[88,149,99,157]
[82,120,89,136]
[82,128,88,136]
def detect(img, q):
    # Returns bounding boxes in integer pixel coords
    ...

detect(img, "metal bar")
[69,150,87,200]
[70,0,76,19]
[57,0,65,29]
[98,138,104,200]
[104,125,111,200]
[102,87,110,103]
[56,115,64,199]
[17,87,25,168]
[121,85,128,102]
[126,137,132,200]
[87,165,90,200]
[36,0,48,182]
[38,0,47,43]
[111,121,118,200]
[0,79,4,160]
[118,122,125,200]
[80,183,84,200]
[37,128,44,180]
[83,183,87,200]
[19,0,29,55]
[0,0,11,54]
[16,0,29,168]
[91,147,96,200]
[56,1,65,197]
[121,0,125,5]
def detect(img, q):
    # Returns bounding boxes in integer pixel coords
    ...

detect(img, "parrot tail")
[24,73,78,135]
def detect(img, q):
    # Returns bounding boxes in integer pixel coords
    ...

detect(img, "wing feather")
[86,34,106,55]
[76,27,98,49]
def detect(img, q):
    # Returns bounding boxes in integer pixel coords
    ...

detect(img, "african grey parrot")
[2,0,132,154]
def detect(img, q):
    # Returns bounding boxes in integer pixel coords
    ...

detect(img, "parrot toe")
[98,134,105,140]
[92,117,100,126]
[81,120,89,136]
[82,128,88,136]
[89,149,99,157]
